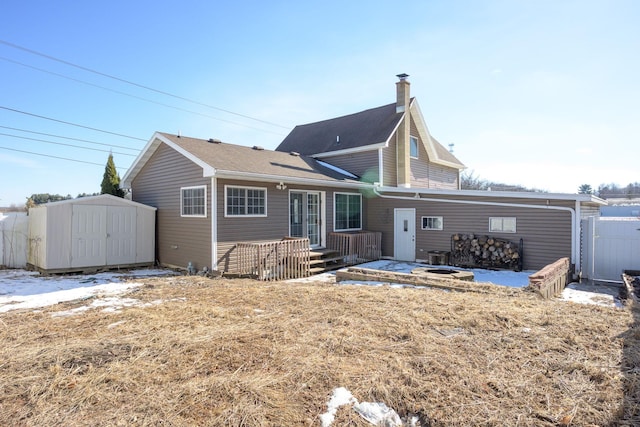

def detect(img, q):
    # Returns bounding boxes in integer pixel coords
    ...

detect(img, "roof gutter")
[372,186,580,274]
[311,142,387,159]
[213,170,372,189]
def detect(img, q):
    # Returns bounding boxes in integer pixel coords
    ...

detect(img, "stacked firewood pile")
[450,233,523,271]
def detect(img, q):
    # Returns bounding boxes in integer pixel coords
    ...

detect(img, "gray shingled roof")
[276,100,464,167]
[276,103,403,155]
[430,135,463,166]
[158,133,361,183]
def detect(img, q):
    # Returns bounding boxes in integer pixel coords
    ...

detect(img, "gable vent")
[208,138,222,144]
[252,145,264,151]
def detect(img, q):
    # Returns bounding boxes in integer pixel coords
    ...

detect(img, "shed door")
[71,205,107,268]
[394,208,416,261]
[107,206,137,265]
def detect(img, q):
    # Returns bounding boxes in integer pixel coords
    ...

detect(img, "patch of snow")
[288,260,533,288]
[0,268,176,313]
[288,260,622,309]
[320,387,357,427]
[319,387,406,427]
[0,281,144,313]
[353,401,402,426]
[355,260,534,288]
[559,283,623,308]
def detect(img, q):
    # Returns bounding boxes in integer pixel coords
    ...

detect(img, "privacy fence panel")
[582,217,640,283]
[0,212,28,268]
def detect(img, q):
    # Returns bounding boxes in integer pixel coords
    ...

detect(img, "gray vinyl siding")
[130,143,212,271]
[408,119,430,187]
[216,179,289,273]
[215,179,352,273]
[319,151,379,182]
[365,197,573,271]
[408,118,459,190]
[422,164,459,190]
[382,135,397,186]
[381,119,459,189]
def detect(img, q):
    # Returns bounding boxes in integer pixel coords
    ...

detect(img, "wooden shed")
[27,195,156,273]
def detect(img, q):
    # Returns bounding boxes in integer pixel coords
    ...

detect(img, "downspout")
[211,177,218,271]
[574,200,582,275]
[378,148,384,186]
[372,187,578,276]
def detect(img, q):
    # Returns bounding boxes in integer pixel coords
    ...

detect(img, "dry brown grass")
[1,276,638,426]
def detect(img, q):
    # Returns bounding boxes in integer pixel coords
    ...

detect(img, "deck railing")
[327,231,382,265]
[236,237,310,281]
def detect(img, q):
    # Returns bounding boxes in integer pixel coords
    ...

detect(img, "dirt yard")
[1,276,639,426]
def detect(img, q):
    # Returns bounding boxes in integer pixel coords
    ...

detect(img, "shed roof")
[30,194,157,210]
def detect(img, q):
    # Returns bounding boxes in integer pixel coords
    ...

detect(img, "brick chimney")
[396,73,411,187]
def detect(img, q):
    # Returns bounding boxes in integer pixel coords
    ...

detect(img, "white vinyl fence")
[0,212,28,268]
[581,216,640,283]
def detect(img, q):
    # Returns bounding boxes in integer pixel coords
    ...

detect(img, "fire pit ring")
[411,267,474,281]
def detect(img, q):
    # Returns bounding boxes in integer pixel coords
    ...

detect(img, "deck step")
[310,262,346,274]
[309,256,345,266]
[310,248,339,258]
[307,248,347,274]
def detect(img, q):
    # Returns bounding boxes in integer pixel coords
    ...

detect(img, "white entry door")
[394,208,416,261]
[71,205,107,268]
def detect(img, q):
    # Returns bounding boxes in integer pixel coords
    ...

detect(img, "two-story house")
[122,75,605,276]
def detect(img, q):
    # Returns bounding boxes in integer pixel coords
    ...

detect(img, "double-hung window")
[421,216,443,230]
[225,185,267,217]
[334,192,362,231]
[181,186,206,217]
[410,136,419,158]
[489,217,516,233]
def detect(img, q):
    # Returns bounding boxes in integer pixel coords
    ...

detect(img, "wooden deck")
[236,238,310,281]
[235,231,382,281]
[327,231,382,265]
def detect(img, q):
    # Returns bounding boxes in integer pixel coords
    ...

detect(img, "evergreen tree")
[27,193,70,205]
[101,153,125,198]
[578,184,593,194]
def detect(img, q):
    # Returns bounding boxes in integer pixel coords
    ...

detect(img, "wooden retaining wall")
[236,238,310,281]
[327,231,382,265]
[528,257,571,299]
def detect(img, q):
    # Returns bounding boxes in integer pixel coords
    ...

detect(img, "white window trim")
[333,192,363,232]
[224,185,268,218]
[410,135,419,159]
[180,185,207,218]
[489,217,517,233]
[421,216,443,231]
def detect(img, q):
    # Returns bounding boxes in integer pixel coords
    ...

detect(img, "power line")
[0,145,125,169]
[0,106,146,141]
[0,39,291,130]
[0,125,140,151]
[0,132,136,157]
[0,56,287,137]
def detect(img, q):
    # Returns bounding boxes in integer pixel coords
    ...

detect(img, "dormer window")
[410,136,419,158]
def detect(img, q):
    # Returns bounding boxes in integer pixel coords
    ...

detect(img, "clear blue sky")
[1,0,638,206]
